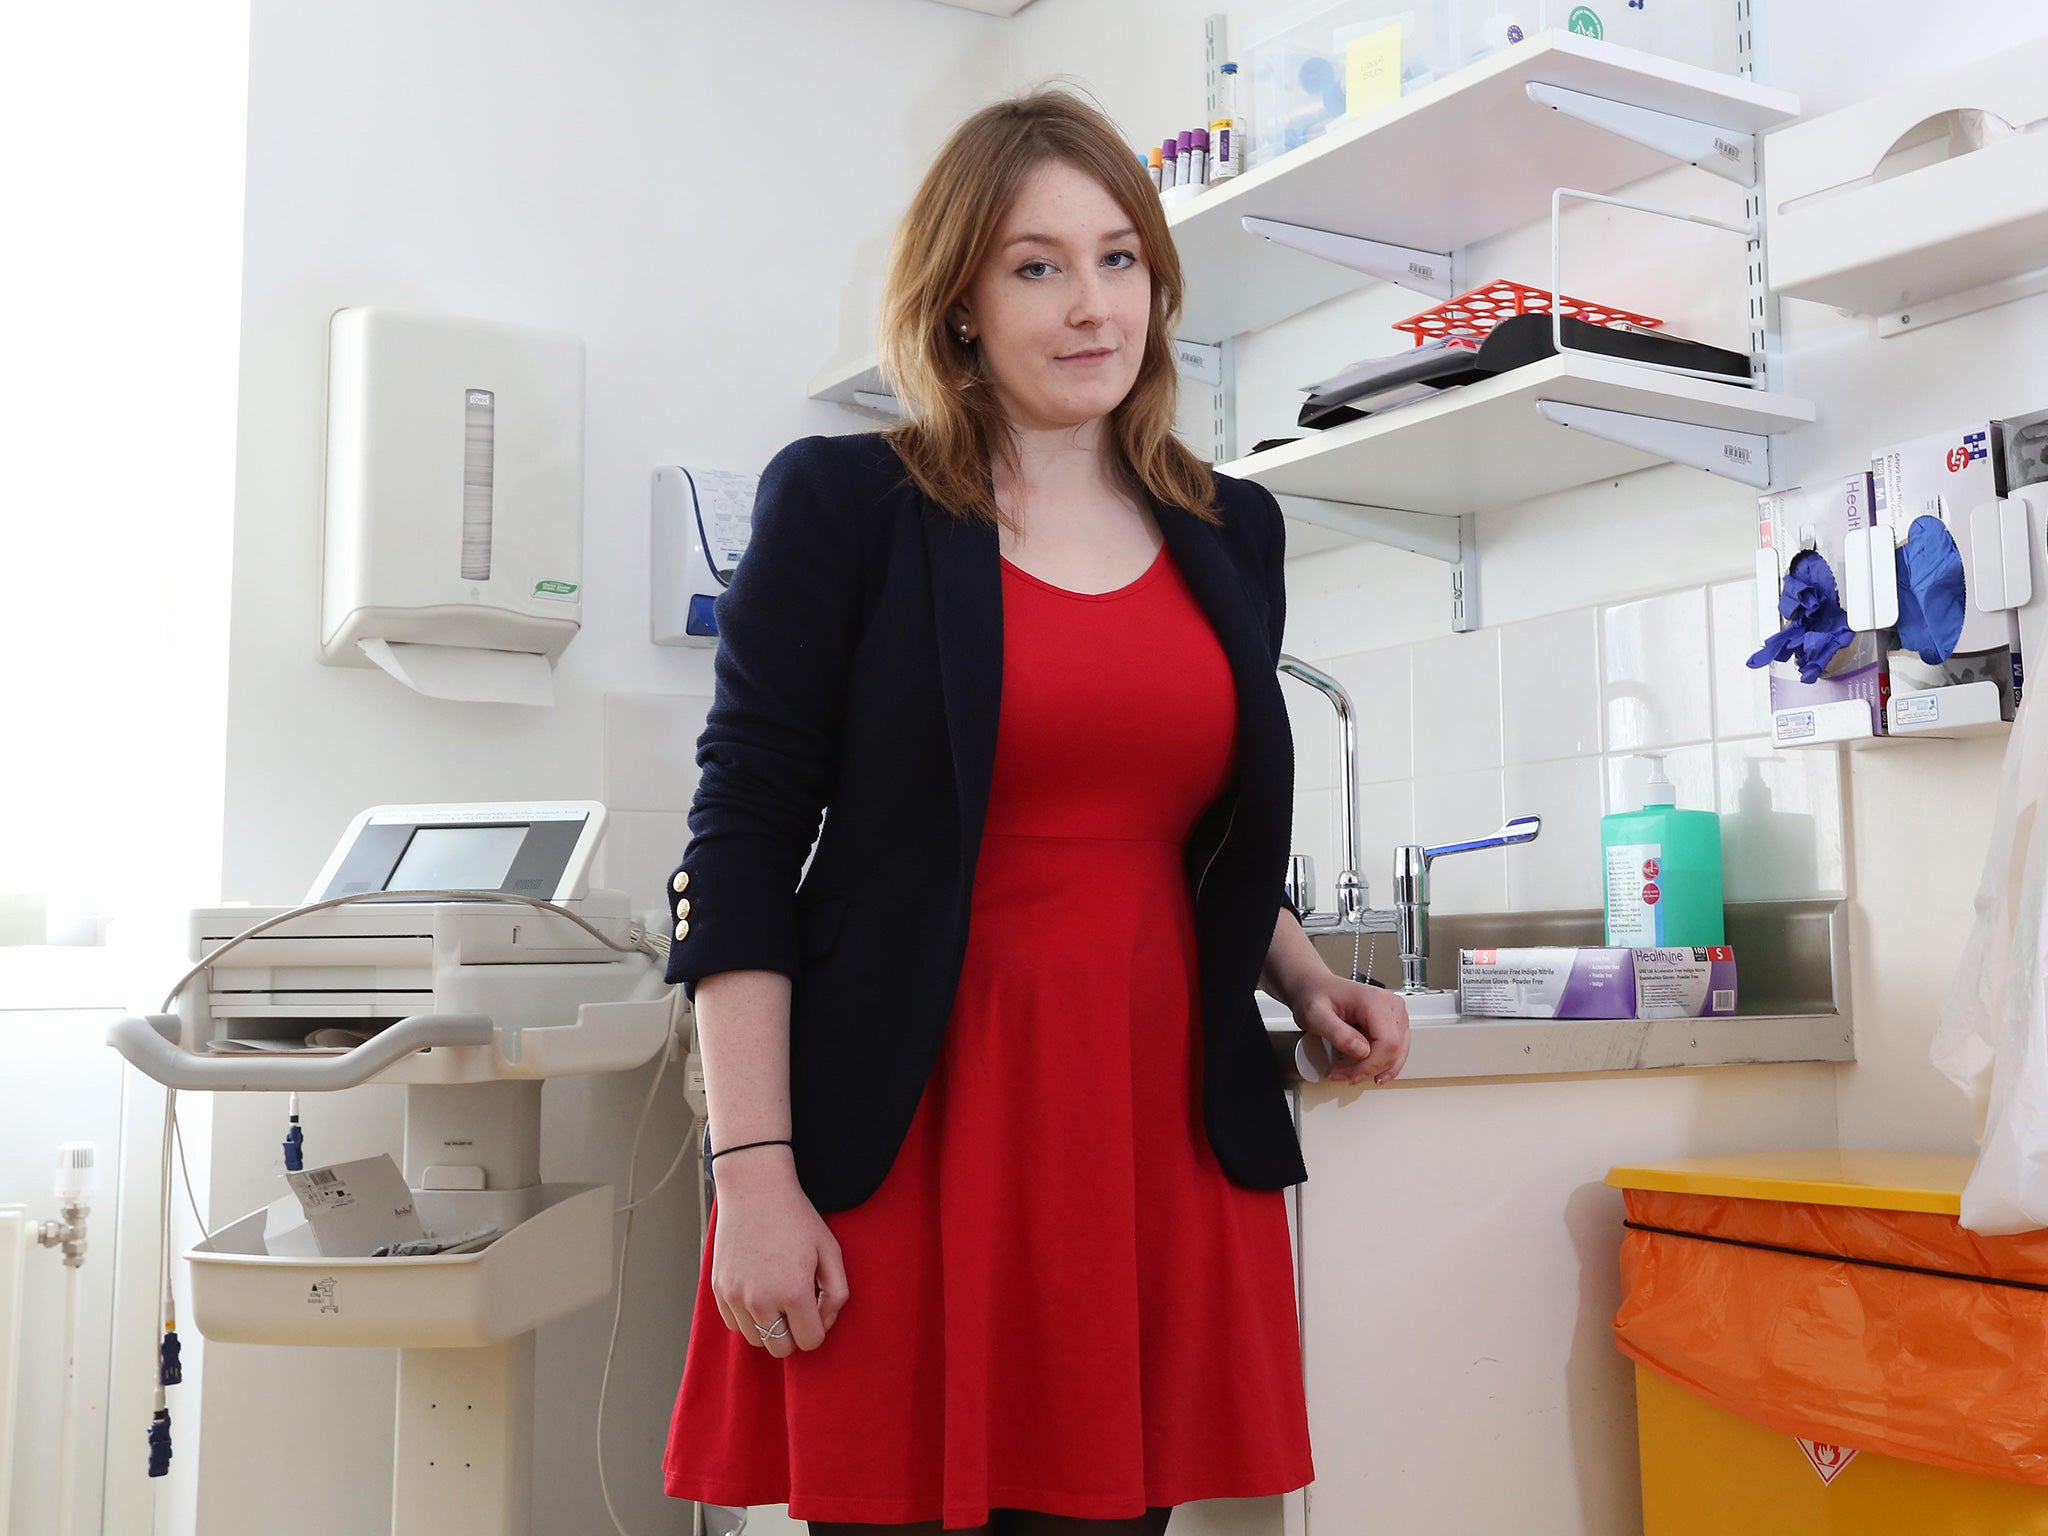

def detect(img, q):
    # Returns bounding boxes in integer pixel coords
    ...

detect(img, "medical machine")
[651,465,758,646]
[322,308,586,705]
[108,801,678,1536]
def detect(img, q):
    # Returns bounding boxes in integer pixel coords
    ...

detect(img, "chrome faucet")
[1393,816,1542,992]
[1280,654,1544,997]
[1277,655,1395,939]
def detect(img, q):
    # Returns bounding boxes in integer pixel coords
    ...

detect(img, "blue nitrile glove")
[1747,549,1855,683]
[1894,514,1968,665]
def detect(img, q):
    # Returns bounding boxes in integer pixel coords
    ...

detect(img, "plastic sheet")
[1934,693,2048,1233]
[1612,1187,2048,1484]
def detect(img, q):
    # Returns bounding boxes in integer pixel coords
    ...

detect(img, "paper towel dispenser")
[320,307,585,706]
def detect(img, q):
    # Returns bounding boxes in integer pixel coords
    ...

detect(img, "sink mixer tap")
[1393,816,1542,993]
[1276,656,1396,941]
[1279,654,1542,995]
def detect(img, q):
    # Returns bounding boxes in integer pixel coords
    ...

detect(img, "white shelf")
[1169,31,1800,342]
[1217,354,1814,543]
[807,352,902,417]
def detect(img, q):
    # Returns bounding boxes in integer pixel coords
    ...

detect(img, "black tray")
[1296,312,1754,431]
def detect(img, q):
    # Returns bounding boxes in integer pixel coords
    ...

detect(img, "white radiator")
[0,1205,26,1536]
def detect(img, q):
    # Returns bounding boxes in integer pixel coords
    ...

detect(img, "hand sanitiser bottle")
[1601,752,1725,947]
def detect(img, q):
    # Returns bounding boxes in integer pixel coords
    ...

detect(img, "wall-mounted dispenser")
[651,465,757,647]
[321,308,585,705]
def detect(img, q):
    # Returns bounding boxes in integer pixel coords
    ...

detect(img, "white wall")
[1005,0,2048,1531]
[199,3,1009,1533]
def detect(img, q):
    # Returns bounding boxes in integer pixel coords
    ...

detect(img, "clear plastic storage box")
[1241,0,1732,169]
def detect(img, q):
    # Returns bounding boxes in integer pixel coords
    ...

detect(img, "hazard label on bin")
[1796,1437,1859,1485]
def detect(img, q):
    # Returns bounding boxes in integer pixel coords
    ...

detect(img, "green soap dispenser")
[1601,751,1724,947]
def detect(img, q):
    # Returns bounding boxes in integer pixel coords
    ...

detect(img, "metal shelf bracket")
[1525,82,1757,186]
[1535,400,1773,488]
[1275,495,1479,631]
[1242,217,1457,299]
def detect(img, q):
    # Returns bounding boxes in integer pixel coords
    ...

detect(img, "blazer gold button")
[672,870,690,894]
[673,918,690,941]
[674,897,690,918]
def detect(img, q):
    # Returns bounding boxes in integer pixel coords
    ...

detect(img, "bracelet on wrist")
[707,1136,793,1164]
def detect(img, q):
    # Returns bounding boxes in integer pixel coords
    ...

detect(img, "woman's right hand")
[707,1157,849,1356]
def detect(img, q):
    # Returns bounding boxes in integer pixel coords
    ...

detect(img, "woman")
[660,90,1410,1536]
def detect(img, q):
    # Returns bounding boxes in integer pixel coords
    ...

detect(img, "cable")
[148,1087,180,1474]
[616,989,697,1216]
[170,1094,209,1241]
[596,985,706,1536]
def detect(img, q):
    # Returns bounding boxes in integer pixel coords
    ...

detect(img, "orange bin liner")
[1612,1180,2048,1485]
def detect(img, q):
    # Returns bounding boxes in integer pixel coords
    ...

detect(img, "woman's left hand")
[1290,976,1411,1086]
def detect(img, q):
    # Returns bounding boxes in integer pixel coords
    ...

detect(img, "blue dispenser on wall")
[651,465,759,647]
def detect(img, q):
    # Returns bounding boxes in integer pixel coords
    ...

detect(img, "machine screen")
[385,825,528,893]
[315,810,589,901]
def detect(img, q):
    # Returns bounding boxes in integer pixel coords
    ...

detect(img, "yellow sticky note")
[1345,21,1402,115]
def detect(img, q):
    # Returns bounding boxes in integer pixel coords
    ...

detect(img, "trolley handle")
[106,1013,495,1092]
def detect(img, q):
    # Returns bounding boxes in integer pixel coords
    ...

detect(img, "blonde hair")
[876,90,1220,528]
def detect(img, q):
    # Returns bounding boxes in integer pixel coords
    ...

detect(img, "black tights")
[809,1506,1172,1536]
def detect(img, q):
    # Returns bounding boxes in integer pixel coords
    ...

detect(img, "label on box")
[1893,693,1941,725]
[1631,946,1738,1019]
[1605,843,1662,945]
[283,1154,424,1257]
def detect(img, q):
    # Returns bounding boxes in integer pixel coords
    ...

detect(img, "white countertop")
[1258,991,1852,1082]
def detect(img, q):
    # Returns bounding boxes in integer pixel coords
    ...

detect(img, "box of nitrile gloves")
[1458,947,1635,1019]
[1630,946,1739,1019]
[1756,477,1892,746]
[1458,946,1737,1020]
[1873,421,2024,720]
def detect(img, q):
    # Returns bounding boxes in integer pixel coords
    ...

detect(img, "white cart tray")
[188,1182,612,1348]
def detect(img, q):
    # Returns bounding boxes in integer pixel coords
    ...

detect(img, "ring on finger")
[752,1313,790,1342]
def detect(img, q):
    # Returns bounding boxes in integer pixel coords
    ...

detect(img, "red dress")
[663,541,1314,1527]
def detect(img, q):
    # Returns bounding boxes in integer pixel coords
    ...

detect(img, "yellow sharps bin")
[1606,1150,2048,1536]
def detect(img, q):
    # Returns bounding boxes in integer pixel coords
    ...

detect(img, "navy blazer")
[665,432,1307,1213]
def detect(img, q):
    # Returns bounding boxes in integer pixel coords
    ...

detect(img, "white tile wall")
[602,691,711,813]
[600,691,711,915]
[1287,582,1849,919]
[1330,645,1414,784]
[1501,607,1601,765]
[1601,586,1714,752]
[1604,741,1717,822]
[1290,786,1339,910]
[1413,768,1508,914]
[1708,578,1773,740]
[1503,756,1604,911]
[1283,675,1341,792]
[1411,628,1503,775]
[1357,780,1415,912]
[1716,736,1848,900]
[600,808,694,917]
